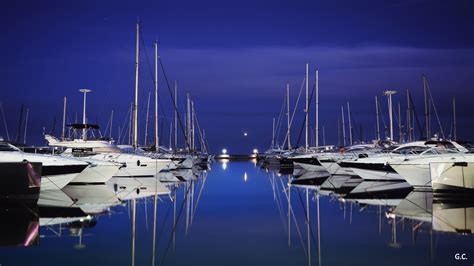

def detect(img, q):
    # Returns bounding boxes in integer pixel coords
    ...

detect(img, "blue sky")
[1,0,473,153]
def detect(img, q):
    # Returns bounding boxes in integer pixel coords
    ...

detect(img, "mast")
[61,96,67,140]
[132,20,140,150]
[154,41,159,152]
[174,81,178,150]
[128,102,132,145]
[384,90,397,141]
[341,105,346,146]
[453,97,457,140]
[315,69,319,148]
[191,100,195,150]
[375,96,380,140]
[23,108,29,144]
[79,89,92,140]
[423,74,429,138]
[286,82,291,150]
[322,125,326,146]
[305,62,309,151]
[144,91,151,146]
[186,93,191,151]
[272,117,276,149]
[398,102,402,143]
[347,102,352,145]
[406,89,411,142]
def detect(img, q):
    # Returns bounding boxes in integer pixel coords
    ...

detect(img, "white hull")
[320,161,350,175]
[41,173,79,191]
[293,162,327,172]
[431,162,474,190]
[351,168,404,181]
[71,164,118,184]
[87,153,171,178]
[390,163,431,188]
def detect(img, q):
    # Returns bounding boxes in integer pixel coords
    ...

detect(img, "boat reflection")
[0,162,211,261]
[263,164,474,266]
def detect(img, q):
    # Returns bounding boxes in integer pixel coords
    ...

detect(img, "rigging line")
[282,77,305,148]
[192,105,206,152]
[274,91,287,146]
[425,79,446,139]
[295,83,316,148]
[119,106,132,144]
[408,90,423,140]
[139,29,176,146]
[159,58,190,150]
[377,99,388,134]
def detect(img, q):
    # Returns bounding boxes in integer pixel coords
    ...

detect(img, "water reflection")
[259,159,474,266]
[0,161,472,265]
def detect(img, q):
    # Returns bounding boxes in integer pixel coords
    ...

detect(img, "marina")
[1,1,474,265]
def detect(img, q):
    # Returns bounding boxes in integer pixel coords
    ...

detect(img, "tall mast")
[144,91,151,146]
[315,69,319,148]
[186,93,191,151]
[286,82,291,150]
[341,105,346,146]
[61,96,67,140]
[79,89,92,140]
[23,108,29,144]
[191,100,195,150]
[305,62,309,151]
[347,102,352,145]
[128,102,132,145]
[154,41,159,152]
[384,90,397,141]
[406,89,411,142]
[375,96,380,140]
[132,20,140,150]
[272,117,275,149]
[453,97,457,140]
[174,81,178,150]
[398,102,402,143]
[423,74,429,139]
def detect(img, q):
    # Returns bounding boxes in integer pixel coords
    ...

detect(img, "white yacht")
[0,142,88,191]
[337,140,466,182]
[390,149,474,190]
[45,131,172,179]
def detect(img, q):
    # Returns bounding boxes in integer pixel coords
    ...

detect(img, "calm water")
[1,161,473,266]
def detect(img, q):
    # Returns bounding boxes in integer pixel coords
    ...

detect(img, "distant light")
[222,161,227,170]
[222,148,227,154]
[244,132,248,136]
[253,149,258,154]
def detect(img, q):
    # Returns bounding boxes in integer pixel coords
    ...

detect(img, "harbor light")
[253,149,258,154]
[244,132,248,136]
[222,148,227,154]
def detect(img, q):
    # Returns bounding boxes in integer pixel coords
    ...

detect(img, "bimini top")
[67,123,100,129]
